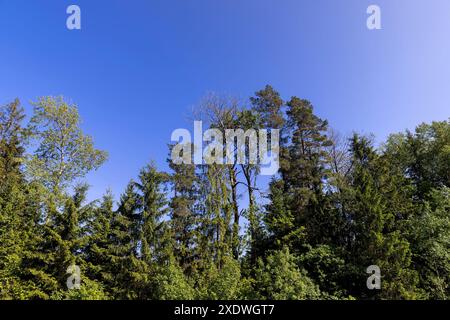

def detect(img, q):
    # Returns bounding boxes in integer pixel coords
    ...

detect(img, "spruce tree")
[342,134,420,299]
[0,99,29,298]
[168,150,199,272]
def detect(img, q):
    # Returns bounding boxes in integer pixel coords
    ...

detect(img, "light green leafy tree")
[27,96,107,194]
[254,248,322,300]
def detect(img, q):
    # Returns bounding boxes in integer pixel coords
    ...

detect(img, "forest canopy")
[0,87,449,300]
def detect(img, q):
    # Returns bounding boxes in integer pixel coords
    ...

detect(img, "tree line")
[0,87,448,299]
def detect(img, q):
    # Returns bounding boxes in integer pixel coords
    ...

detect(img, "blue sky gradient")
[1,0,449,200]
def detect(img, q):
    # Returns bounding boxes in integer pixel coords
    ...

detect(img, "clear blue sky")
[1,0,449,200]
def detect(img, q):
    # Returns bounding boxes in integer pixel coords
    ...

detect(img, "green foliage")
[195,256,242,300]
[384,120,450,198]
[250,85,284,129]
[0,94,448,300]
[339,134,421,299]
[27,96,107,193]
[406,187,450,299]
[254,248,322,300]
[298,245,348,298]
[168,150,198,271]
[153,258,195,300]
[51,278,109,300]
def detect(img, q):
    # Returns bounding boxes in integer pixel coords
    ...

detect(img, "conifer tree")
[168,150,199,271]
[135,163,169,265]
[250,85,285,130]
[0,92,448,301]
[84,191,115,288]
[106,182,144,299]
[266,97,332,250]
[342,134,420,299]
[0,99,29,298]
